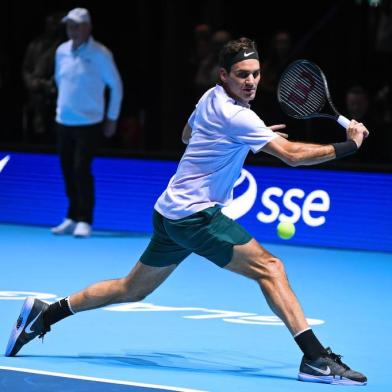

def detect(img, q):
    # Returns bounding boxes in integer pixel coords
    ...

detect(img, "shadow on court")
[19,352,297,381]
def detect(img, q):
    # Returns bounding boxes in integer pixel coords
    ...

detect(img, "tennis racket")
[277,59,350,129]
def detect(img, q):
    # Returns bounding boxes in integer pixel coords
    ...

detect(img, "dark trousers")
[56,123,101,224]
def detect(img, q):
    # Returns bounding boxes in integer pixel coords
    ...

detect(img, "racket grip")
[337,115,350,129]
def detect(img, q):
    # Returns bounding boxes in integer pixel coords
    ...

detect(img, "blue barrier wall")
[0,151,391,252]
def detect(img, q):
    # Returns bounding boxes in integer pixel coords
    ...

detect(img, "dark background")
[1,0,391,169]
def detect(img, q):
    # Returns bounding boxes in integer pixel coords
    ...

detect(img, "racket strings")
[282,71,325,110]
[280,77,324,116]
[280,71,325,115]
[282,64,326,99]
[279,63,327,118]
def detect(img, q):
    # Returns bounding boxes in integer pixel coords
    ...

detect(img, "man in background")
[51,8,123,237]
[22,12,65,143]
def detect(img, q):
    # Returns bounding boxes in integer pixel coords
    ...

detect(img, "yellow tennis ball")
[277,221,295,240]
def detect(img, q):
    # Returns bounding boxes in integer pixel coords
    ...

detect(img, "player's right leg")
[5,297,50,357]
[69,261,178,312]
[5,261,177,357]
[6,210,190,357]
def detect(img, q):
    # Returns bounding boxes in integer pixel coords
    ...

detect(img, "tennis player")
[6,37,369,386]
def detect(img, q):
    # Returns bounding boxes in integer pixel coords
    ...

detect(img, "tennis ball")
[277,221,295,240]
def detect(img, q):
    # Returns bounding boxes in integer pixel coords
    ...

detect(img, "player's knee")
[267,256,286,277]
[129,291,148,302]
[120,277,150,302]
[257,256,286,281]
[122,288,148,303]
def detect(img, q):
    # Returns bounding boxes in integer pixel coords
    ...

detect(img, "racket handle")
[337,115,350,129]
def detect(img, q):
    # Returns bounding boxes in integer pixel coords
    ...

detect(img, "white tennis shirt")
[155,84,278,219]
[55,37,123,125]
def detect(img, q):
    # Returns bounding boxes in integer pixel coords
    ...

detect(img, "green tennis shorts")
[140,206,252,268]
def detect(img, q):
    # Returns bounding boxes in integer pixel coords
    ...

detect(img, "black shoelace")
[38,331,47,339]
[328,351,350,370]
[38,325,51,341]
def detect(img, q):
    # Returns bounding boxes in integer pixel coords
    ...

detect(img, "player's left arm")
[263,121,368,166]
[262,136,335,166]
[182,123,192,144]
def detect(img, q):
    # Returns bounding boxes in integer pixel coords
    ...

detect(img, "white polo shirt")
[155,85,278,219]
[55,37,123,126]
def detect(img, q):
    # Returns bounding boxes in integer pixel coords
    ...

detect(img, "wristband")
[332,140,358,159]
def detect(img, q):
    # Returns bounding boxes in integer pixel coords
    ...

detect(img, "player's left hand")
[103,119,117,138]
[346,120,369,148]
[268,124,288,139]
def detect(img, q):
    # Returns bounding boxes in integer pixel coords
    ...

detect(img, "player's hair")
[219,37,258,71]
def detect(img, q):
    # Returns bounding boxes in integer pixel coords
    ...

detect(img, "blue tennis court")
[1,223,391,391]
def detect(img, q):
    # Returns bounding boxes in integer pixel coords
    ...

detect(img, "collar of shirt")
[215,84,251,109]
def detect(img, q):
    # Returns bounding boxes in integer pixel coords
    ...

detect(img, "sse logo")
[223,169,330,227]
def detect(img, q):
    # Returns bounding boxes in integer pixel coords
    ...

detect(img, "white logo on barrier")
[0,155,10,173]
[257,187,330,227]
[0,291,58,300]
[222,169,258,220]
[222,168,331,226]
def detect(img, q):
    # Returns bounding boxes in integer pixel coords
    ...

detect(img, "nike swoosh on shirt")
[306,363,331,375]
[25,312,43,334]
[244,51,255,57]
[0,155,10,173]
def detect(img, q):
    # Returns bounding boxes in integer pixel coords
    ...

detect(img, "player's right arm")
[262,120,369,166]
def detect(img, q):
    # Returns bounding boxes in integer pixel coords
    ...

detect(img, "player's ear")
[219,67,228,83]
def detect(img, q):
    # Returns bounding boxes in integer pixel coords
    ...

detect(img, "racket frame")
[277,59,350,129]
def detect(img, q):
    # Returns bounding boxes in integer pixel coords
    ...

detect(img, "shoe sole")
[5,297,35,357]
[51,226,76,235]
[73,233,90,238]
[298,372,367,386]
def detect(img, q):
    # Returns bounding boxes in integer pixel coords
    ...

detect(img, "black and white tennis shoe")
[298,347,367,385]
[5,297,50,357]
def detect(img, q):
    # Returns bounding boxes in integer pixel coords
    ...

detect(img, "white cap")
[62,8,91,24]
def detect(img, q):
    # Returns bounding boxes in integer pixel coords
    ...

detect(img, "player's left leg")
[226,239,367,386]
[226,239,308,335]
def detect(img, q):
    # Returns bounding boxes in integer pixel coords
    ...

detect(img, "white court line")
[0,366,207,392]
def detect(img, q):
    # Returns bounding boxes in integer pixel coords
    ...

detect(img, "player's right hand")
[346,120,369,148]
